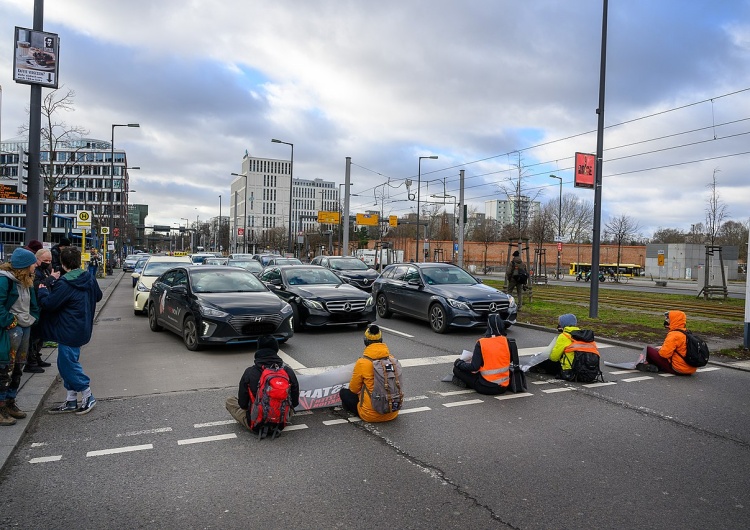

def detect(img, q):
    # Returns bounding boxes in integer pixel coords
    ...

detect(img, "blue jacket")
[37,268,103,347]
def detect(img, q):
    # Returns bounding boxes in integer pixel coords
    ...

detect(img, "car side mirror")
[474,276,483,283]
[407,278,422,286]
[131,272,140,280]
[171,285,187,295]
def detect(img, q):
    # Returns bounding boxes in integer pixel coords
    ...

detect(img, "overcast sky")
[2,0,749,239]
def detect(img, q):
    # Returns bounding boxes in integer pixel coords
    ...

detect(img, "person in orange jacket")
[452,314,512,394]
[338,325,400,422]
[641,310,697,375]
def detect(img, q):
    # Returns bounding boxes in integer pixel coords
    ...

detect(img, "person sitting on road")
[530,313,597,377]
[225,335,300,434]
[640,310,696,375]
[338,325,401,422]
[451,314,512,395]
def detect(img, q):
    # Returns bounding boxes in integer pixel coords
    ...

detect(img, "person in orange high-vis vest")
[452,314,511,395]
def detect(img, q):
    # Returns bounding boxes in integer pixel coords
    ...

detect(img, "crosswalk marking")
[29,455,62,464]
[585,382,617,388]
[697,367,721,372]
[608,370,639,375]
[622,376,653,382]
[541,387,574,394]
[177,433,236,446]
[284,424,308,431]
[399,406,431,414]
[87,444,154,457]
[437,389,475,396]
[443,399,484,407]
[494,393,533,400]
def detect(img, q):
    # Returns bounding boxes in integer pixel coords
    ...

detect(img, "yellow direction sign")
[356,213,379,226]
[101,227,110,235]
[389,215,398,227]
[77,210,92,228]
[317,211,340,224]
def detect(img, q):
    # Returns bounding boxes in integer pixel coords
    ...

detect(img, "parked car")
[310,255,380,291]
[131,256,150,287]
[227,259,264,276]
[123,253,149,272]
[265,257,303,267]
[147,265,293,351]
[133,255,193,315]
[203,257,228,266]
[372,262,517,333]
[190,253,219,265]
[259,264,375,331]
[228,253,255,260]
[252,253,283,266]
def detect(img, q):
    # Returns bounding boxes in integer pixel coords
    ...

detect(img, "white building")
[485,196,540,228]
[229,152,338,253]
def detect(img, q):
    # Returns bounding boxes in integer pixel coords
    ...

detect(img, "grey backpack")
[362,355,404,414]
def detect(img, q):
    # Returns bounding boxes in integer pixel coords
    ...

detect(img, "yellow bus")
[569,262,642,278]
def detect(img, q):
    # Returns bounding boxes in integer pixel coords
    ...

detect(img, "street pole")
[231,172,248,253]
[416,155,438,262]
[109,123,139,273]
[550,174,562,278]
[218,194,222,253]
[271,139,294,255]
[343,157,351,257]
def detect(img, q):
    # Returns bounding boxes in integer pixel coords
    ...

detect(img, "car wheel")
[148,303,163,332]
[291,303,303,331]
[182,315,202,351]
[429,303,449,334]
[376,294,392,318]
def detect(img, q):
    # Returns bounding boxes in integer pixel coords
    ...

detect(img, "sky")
[1,0,750,240]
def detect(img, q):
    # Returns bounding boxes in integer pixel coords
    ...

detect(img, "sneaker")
[76,395,97,415]
[37,359,52,367]
[451,376,468,389]
[48,400,78,414]
[636,362,659,373]
[43,341,58,348]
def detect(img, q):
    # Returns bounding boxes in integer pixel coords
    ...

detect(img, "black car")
[372,262,518,333]
[227,259,264,277]
[147,265,294,351]
[259,264,376,331]
[310,255,380,291]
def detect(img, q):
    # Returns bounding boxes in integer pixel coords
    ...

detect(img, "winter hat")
[256,335,279,354]
[485,313,506,337]
[512,251,519,257]
[11,248,38,269]
[26,239,44,253]
[59,238,72,247]
[558,313,577,328]
[364,324,382,346]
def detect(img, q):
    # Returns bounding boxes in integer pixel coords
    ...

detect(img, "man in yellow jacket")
[338,325,400,422]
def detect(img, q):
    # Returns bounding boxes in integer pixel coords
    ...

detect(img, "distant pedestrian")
[24,249,57,373]
[50,237,71,274]
[0,248,40,426]
[24,239,44,254]
[505,250,527,309]
[38,247,103,415]
[88,248,101,278]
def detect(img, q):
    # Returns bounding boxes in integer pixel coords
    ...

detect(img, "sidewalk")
[0,270,125,472]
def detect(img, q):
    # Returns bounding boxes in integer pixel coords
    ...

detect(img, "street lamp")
[271,139,294,255]
[218,194,222,253]
[180,218,189,251]
[416,155,438,262]
[550,174,562,278]
[109,123,139,273]
[231,172,248,253]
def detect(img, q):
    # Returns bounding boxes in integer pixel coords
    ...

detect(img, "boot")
[0,402,18,426]
[23,361,45,374]
[5,399,27,419]
[33,350,51,368]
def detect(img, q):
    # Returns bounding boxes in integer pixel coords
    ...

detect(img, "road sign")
[101,227,110,235]
[237,228,245,236]
[356,213,378,226]
[77,210,92,228]
[658,254,665,266]
[317,211,340,224]
[557,242,563,252]
[389,215,398,227]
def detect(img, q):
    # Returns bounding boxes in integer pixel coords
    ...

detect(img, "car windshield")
[227,260,263,273]
[421,266,478,286]
[329,258,369,271]
[191,270,267,293]
[135,258,149,269]
[274,258,302,266]
[143,261,191,277]
[285,267,343,286]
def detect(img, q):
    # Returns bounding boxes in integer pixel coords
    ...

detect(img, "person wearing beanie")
[24,240,44,254]
[50,238,71,273]
[530,313,601,381]
[338,324,402,422]
[452,314,514,394]
[505,249,527,310]
[225,335,299,436]
[24,249,56,373]
[0,248,41,426]
[37,246,102,415]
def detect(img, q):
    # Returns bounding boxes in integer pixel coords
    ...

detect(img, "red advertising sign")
[574,152,596,189]
[237,228,245,236]
[557,242,562,252]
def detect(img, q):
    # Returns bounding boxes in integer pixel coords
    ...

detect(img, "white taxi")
[133,255,192,315]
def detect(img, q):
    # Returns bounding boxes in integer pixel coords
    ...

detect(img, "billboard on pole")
[574,152,596,189]
[13,26,60,88]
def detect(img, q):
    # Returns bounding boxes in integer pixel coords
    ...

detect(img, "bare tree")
[469,217,499,272]
[603,214,641,279]
[497,152,543,240]
[718,220,749,263]
[705,169,729,246]
[686,222,705,244]
[651,227,686,243]
[19,87,89,240]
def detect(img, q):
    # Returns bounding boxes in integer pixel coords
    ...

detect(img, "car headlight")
[447,298,470,310]
[280,303,293,315]
[136,282,150,292]
[197,301,229,318]
[506,295,516,308]
[302,298,324,310]
[365,296,374,308]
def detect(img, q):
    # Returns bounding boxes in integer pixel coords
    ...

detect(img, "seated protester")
[531,313,602,382]
[225,335,300,436]
[452,314,511,395]
[642,310,697,375]
[339,325,402,422]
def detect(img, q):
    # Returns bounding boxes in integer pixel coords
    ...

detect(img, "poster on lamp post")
[13,26,60,88]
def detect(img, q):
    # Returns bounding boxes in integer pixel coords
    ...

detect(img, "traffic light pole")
[25,0,45,243]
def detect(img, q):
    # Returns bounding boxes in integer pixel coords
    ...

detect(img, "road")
[2,274,749,529]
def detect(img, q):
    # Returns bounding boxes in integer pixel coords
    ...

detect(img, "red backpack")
[249,365,292,440]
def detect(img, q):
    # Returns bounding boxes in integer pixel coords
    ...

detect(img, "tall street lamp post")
[271,139,294,255]
[180,218,189,251]
[109,123,139,272]
[231,172,248,253]
[218,194,222,252]
[550,174,562,278]
[416,155,438,262]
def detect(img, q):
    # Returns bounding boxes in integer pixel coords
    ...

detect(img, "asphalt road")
[2,274,749,529]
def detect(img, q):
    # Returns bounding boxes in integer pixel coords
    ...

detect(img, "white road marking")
[194,420,235,428]
[377,326,414,338]
[177,433,237,446]
[87,444,154,457]
[531,381,551,385]
[277,349,306,370]
[621,376,654,382]
[117,427,173,437]
[30,442,47,448]
[584,382,617,388]
[494,393,533,400]
[659,373,675,377]
[29,455,62,464]
[348,417,362,422]
[608,370,639,375]
[697,367,721,372]
[437,389,475,396]
[399,406,431,414]
[295,410,314,416]
[541,387,574,394]
[284,424,308,431]
[404,395,429,401]
[517,344,612,357]
[401,355,458,367]
[323,419,349,426]
[443,399,484,407]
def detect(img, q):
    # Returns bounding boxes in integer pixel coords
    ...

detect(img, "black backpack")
[515,263,529,284]
[507,338,527,393]
[677,330,710,367]
[560,330,604,384]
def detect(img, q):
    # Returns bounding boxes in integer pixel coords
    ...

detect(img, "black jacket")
[50,244,63,273]
[236,348,300,412]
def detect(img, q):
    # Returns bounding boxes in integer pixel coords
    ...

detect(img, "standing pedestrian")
[0,248,40,426]
[38,247,103,415]
[50,237,71,273]
[88,248,101,278]
[505,250,527,309]
[24,249,58,373]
